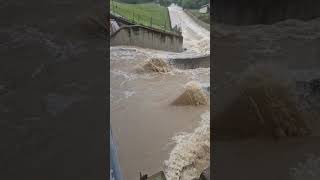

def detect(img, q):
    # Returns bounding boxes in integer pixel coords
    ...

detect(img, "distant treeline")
[116,0,209,9]
[116,0,171,6]
[170,0,210,9]
[117,0,153,3]
[174,0,209,9]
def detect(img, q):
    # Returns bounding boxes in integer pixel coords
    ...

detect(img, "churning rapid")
[110,4,210,180]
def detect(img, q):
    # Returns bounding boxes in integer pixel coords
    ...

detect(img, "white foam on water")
[111,69,157,82]
[124,91,135,99]
[164,111,210,180]
[197,38,210,55]
[168,4,210,56]
[172,67,210,83]
[111,69,138,81]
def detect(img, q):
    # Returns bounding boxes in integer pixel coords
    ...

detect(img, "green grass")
[189,9,210,24]
[110,1,171,31]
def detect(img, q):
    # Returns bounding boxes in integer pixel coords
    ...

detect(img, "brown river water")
[110,4,210,180]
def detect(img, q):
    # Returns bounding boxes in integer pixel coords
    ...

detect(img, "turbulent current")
[110,4,210,180]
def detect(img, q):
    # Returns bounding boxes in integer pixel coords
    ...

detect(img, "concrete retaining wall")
[110,25,183,52]
[169,55,210,69]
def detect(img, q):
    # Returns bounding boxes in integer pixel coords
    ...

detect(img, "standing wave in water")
[172,81,209,106]
[164,111,210,180]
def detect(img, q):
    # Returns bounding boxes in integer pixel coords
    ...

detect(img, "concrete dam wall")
[110,25,183,52]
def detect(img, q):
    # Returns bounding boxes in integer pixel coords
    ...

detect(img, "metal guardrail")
[110,12,182,36]
[110,5,170,30]
[110,1,178,34]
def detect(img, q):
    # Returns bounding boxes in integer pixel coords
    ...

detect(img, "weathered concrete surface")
[169,55,210,69]
[213,0,320,25]
[111,25,183,52]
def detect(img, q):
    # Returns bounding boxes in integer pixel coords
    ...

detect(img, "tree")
[181,0,193,8]
[159,0,170,7]
[181,0,208,9]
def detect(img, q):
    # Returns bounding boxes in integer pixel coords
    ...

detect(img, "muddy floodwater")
[110,5,210,180]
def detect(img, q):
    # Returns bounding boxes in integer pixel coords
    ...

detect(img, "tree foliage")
[117,0,171,6]
[181,0,208,9]
[117,0,154,4]
[159,0,171,7]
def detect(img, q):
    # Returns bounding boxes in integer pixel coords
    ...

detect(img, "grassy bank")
[188,9,210,24]
[110,1,171,31]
